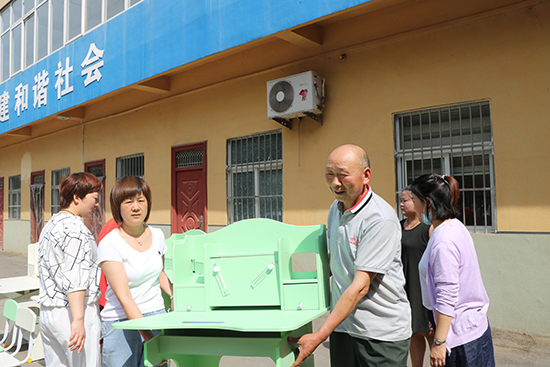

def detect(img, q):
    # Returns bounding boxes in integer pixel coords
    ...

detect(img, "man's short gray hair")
[359,150,371,170]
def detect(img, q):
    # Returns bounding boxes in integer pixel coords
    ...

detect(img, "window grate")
[116,153,144,179]
[8,174,21,219]
[176,148,204,168]
[226,130,283,224]
[51,167,70,215]
[32,173,44,185]
[394,101,495,233]
[86,164,104,177]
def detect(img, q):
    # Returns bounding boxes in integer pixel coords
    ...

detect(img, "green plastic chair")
[0,307,39,366]
[0,300,19,352]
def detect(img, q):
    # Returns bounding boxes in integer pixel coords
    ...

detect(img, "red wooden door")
[30,171,45,243]
[0,177,3,250]
[175,169,205,232]
[171,143,207,234]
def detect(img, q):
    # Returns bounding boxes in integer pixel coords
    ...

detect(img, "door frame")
[171,141,207,234]
[30,170,45,243]
[84,159,106,240]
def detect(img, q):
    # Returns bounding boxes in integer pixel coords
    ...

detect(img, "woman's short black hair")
[410,173,460,221]
[110,176,152,224]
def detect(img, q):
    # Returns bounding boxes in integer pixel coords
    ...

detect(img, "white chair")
[0,307,39,366]
[26,244,39,279]
[0,243,40,298]
[12,244,40,310]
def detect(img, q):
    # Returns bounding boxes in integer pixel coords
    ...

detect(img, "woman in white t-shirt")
[98,176,173,367]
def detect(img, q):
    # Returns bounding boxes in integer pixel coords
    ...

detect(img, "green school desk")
[114,219,330,367]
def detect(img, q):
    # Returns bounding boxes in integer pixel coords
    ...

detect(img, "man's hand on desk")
[288,332,325,367]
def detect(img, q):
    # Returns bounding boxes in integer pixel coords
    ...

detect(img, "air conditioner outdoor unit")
[267,71,324,128]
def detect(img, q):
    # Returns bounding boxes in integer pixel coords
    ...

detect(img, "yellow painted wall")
[2,2,550,336]
[1,2,550,234]
[1,127,83,222]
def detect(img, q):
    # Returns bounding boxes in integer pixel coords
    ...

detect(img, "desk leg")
[276,333,297,367]
[283,323,314,367]
[144,335,163,367]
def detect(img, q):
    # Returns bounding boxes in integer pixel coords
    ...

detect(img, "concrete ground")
[0,250,548,367]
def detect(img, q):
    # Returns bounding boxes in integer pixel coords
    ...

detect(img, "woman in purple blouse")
[410,174,494,367]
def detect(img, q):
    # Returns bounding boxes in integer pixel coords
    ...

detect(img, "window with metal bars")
[176,148,203,168]
[51,167,70,214]
[8,174,21,219]
[116,153,144,180]
[394,101,496,233]
[226,130,283,224]
[0,0,144,82]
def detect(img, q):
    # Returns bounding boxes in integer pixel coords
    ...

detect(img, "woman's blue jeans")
[102,309,165,367]
[446,325,495,367]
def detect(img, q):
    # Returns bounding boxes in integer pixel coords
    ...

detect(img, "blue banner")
[0,0,369,134]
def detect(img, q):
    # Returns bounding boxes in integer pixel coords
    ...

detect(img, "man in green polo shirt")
[290,144,411,367]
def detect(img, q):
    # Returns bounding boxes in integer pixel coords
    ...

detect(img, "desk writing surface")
[0,276,40,294]
[113,308,328,332]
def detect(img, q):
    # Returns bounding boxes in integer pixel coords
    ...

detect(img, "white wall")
[3,220,30,252]
[474,233,550,336]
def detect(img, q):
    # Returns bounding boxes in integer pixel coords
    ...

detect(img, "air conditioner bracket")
[272,117,293,130]
[304,112,323,125]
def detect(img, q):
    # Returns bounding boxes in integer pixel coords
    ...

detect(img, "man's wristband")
[434,338,446,346]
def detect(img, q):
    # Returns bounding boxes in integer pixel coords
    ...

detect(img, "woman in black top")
[400,187,433,367]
